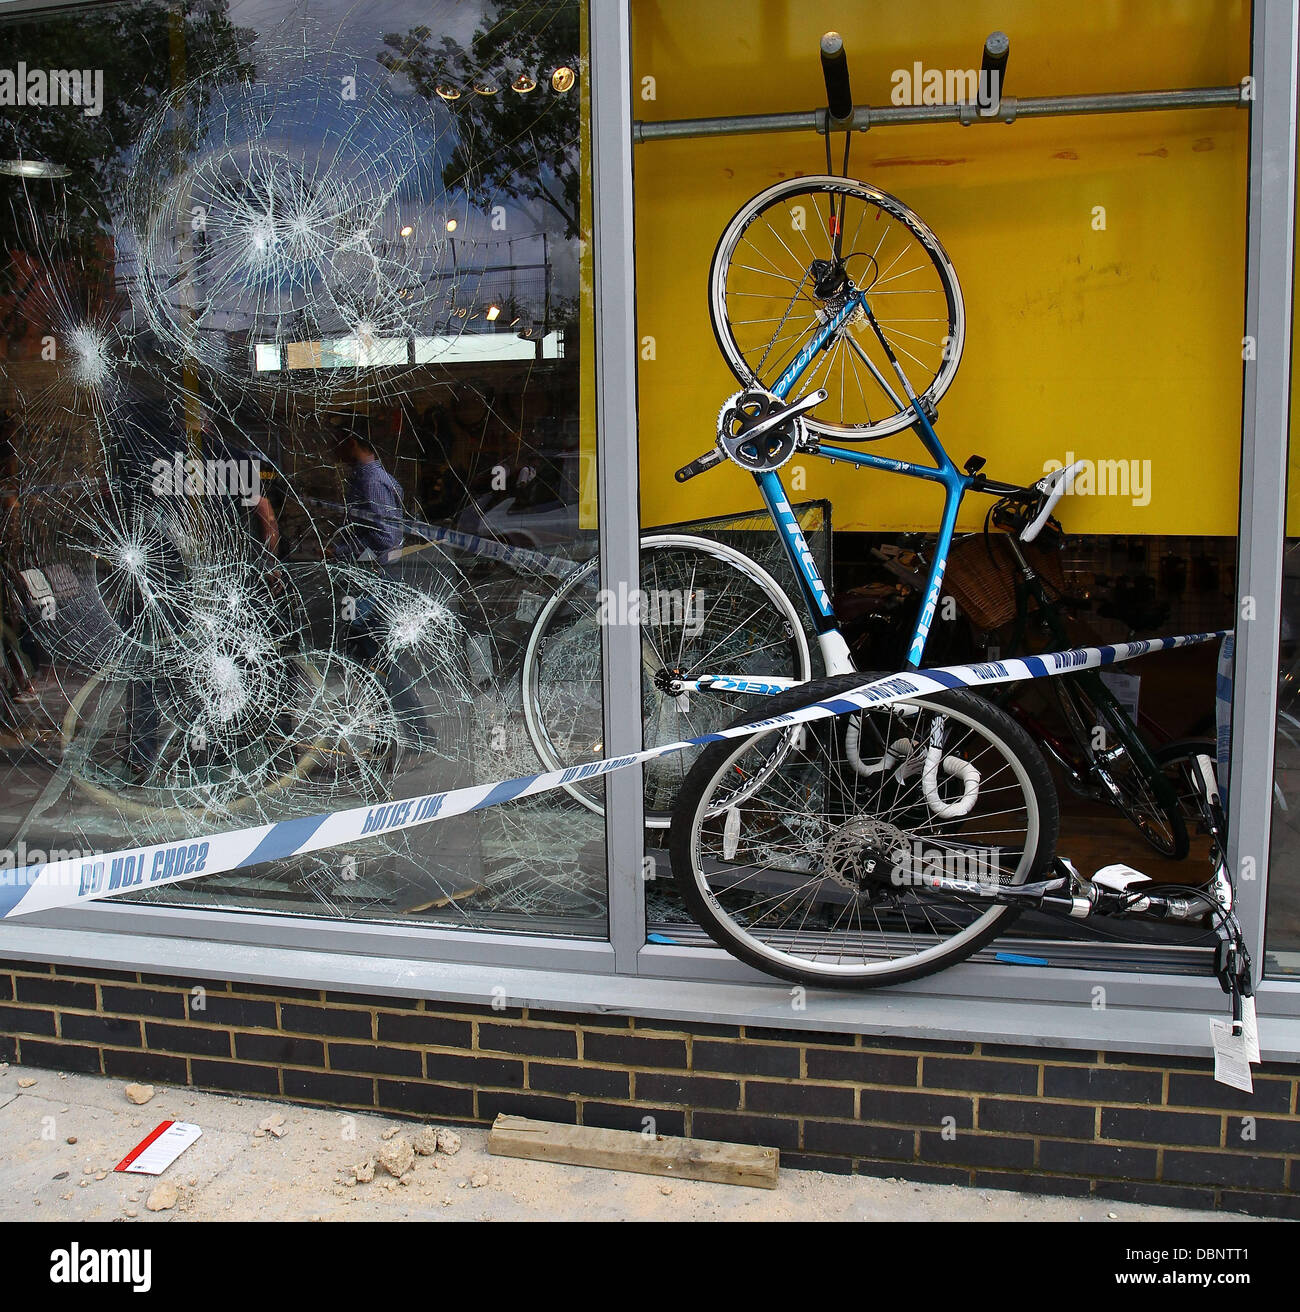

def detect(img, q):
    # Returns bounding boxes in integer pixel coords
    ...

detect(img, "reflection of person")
[332,430,404,560]
[330,431,428,743]
[202,409,281,560]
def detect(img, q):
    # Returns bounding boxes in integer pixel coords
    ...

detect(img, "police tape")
[0,629,1230,920]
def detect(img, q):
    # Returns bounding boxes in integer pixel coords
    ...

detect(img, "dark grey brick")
[282,1068,374,1107]
[59,1013,141,1047]
[101,986,187,1019]
[191,1059,280,1097]
[920,1130,1035,1170]
[143,1023,232,1058]
[186,994,277,1028]
[804,1120,914,1161]
[324,991,419,1010]
[327,1043,422,1079]
[1038,1139,1158,1180]
[426,1052,524,1088]
[377,1079,475,1120]
[0,1004,55,1036]
[477,1091,577,1124]
[973,1171,1092,1199]
[1168,1073,1293,1116]
[234,1033,325,1067]
[1093,1179,1217,1211]
[1163,1149,1286,1191]
[1042,1064,1162,1104]
[102,1048,187,1084]
[780,1152,853,1174]
[15,976,95,1009]
[530,1063,631,1100]
[745,1079,853,1119]
[694,1040,798,1078]
[858,1087,974,1129]
[1100,1106,1222,1148]
[17,1039,101,1073]
[742,1027,854,1045]
[853,1159,970,1186]
[376,1012,472,1049]
[1219,1192,1300,1220]
[582,1031,681,1068]
[693,1111,798,1152]
[924,1056,1038,1096]
[479,1024,577,1059]
[978,1098,1094,1139]
[280,1004,373,1040]
[580,1103,686,1137]
[635,1072,739,1109]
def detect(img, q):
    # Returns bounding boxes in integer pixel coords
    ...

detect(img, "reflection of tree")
[0,0,254,275]
[379,1,581,239]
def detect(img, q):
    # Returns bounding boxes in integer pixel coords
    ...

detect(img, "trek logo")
[908,564,946,661]
[50,1244,151,1292]
[698,676,788,696]
[771,495,832,615]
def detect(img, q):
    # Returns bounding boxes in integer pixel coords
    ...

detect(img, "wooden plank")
[487,1114,779,1189]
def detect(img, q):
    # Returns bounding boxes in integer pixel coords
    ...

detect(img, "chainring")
[715,387,804,472]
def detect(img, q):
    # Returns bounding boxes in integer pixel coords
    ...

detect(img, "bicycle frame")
[686,290,976,688]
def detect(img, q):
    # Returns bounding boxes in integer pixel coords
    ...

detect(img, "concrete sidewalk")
[0,1062,1264,1222]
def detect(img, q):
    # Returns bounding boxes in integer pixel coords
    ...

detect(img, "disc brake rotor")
[821,816,909,894]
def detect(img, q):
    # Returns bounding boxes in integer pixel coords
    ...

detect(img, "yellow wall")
[632,0,1251,535]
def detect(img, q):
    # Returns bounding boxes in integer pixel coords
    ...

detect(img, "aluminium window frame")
[3,0,1300,1062]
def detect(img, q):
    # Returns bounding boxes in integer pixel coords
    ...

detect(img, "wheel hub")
[653,666,686,694]
[821,816,909,894]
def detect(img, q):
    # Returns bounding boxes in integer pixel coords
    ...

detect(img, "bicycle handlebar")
[981,31,1010,108]
[1021,459,1086,542]
[820,31,853,123]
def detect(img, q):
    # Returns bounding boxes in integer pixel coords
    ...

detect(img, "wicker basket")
[943,533,1067,633]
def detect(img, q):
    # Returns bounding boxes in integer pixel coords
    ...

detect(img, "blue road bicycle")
[661,164,1083,986]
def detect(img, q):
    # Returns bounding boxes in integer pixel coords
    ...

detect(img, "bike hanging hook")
[820,32,855,247]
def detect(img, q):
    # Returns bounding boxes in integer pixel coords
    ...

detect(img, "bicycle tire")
[1055,677,1189,859]
[709,176,964,441]
[522,533,812,827]
[669,673,1059,988]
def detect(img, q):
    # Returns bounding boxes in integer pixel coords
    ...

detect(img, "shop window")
[0,0,607,935]
[632,1,1246,969]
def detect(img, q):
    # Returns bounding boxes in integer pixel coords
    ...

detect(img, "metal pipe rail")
[633,85,1247,144]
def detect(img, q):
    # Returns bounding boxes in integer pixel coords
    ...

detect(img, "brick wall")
[1,957,1297,1217]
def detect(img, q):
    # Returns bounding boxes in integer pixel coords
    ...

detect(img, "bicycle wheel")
[709,176,964,441]
[521,534,811,827]
[1055,678,1189,859]
[669,673,1059,988]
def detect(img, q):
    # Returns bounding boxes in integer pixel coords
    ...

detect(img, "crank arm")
[737,388,829,444]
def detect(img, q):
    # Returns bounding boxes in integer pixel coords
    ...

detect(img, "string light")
[551,66,575,93]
